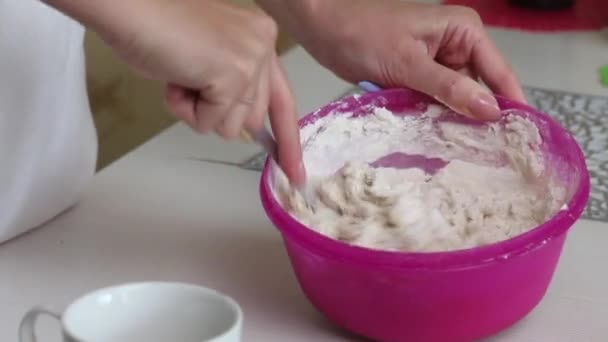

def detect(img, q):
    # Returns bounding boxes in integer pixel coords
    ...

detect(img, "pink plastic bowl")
[259,88,590,342]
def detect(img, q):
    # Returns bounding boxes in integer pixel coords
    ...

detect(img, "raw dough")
[273,105,566,252]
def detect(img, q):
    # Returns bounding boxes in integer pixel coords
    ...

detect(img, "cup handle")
[19,307,61,342]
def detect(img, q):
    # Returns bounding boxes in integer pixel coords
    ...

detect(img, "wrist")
[255,0,327,35]
[42,0,144,41]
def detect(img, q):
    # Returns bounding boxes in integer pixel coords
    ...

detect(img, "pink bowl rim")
[259,88,590,270]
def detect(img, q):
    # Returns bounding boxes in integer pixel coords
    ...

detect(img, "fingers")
[215,55,271,139]
[166,53,304,187]
[471,33,527,103]
[243,57,271,132]
[193,80,248,134]
[182,58,262,137]
[166,81,254,136]
[267,54,305,187]
[164,84,197,127]
[408,56,501,120]
[215,83,258,139]
[217,53,271,139]
[166,77,258,138]
[458,66,478,81]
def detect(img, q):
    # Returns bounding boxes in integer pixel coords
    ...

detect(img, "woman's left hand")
[266,0,527,120]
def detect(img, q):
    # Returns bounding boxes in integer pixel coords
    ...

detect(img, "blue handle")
[358,81,383,93]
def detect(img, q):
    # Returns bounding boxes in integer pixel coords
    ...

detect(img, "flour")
[273,104,566,252]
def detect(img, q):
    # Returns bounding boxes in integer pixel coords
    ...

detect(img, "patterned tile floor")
[233,86,608,222]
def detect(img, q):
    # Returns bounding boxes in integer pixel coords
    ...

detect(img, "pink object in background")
[443,0,608,31]
[259,88,590,342]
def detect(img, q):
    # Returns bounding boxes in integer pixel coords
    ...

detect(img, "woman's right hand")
[47,0,305,185]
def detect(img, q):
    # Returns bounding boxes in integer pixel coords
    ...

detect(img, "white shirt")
[0,0,97,243]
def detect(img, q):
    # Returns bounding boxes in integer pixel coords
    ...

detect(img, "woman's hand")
[47,0,305,185]
[259,0,526,120]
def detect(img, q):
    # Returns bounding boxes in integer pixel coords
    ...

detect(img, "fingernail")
[287,160,306,187]
[468,93,501,121]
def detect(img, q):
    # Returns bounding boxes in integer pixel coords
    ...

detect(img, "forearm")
[255,0,328,45]
[42,0,142,39]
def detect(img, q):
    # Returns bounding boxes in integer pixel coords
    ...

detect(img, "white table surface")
[2,26,608,342]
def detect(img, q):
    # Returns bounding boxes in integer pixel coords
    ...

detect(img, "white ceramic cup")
[19,282,242,342]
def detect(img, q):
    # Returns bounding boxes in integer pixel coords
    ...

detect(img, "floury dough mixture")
[273,104,567,252]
